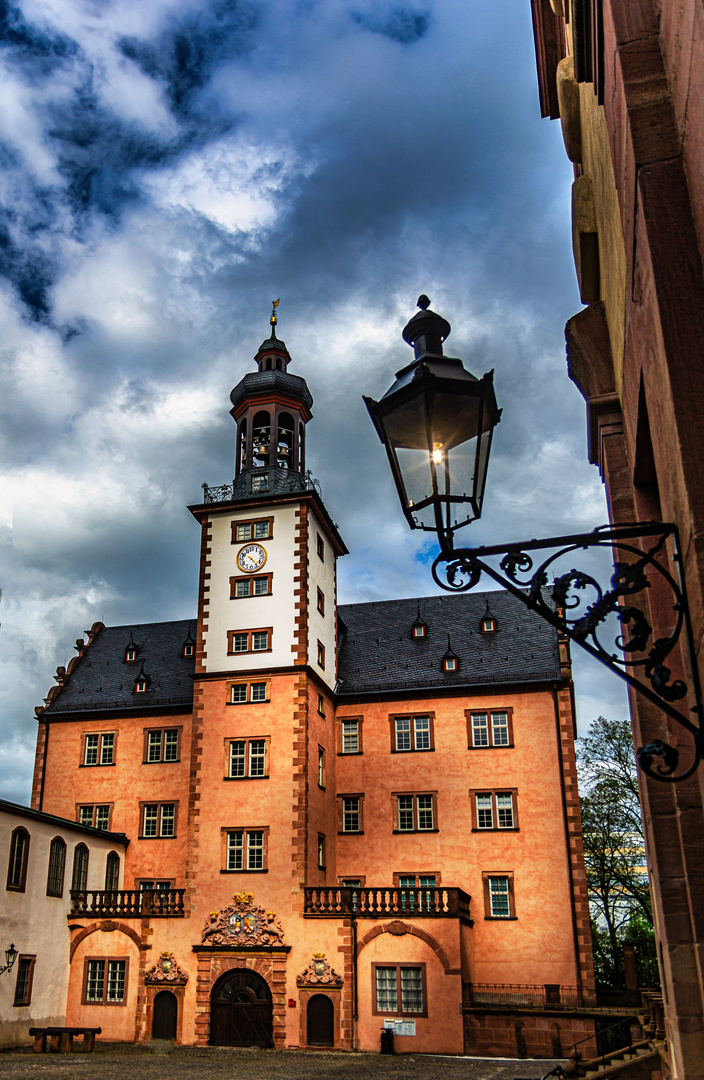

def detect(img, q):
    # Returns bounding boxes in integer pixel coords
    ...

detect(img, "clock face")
[236,543,268,573]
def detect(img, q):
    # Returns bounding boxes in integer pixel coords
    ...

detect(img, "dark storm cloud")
[351,5,430,43]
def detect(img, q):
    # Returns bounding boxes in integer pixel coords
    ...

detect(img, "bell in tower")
[230,301,314,498]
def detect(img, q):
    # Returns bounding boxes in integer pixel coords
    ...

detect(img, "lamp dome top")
[402,295,452,359]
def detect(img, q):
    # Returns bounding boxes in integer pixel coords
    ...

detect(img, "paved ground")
[0,1044,562,1080]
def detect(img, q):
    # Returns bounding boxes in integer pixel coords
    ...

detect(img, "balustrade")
[69,889,186,918]
[303,886,470,918]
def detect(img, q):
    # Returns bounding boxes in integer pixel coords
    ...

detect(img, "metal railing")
[202,469,321,505]
[464,983,599,1009]
[69,889,186,918]
[304,886,471,918]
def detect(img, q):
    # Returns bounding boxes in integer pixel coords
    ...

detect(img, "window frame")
[71,843,90,892]
[317,693,326,717]
[466,708,514,749]
[82,957,130,1006]
[142,727,182,764]
[224,736,270,780]
[139,801,179,839]
[231,517,274,544]
[389,713,435,753]
[227,679,270,705]
[136,878,174,891]
[392,871,442,887]
[230,572,273,599]
[227,627,273,656]
[13,955,36,1007]
[337,716,363,755]
[470,789,519,831]
[337,875,366,887]
[220,826,270,873]
[316,640,325,669]
[80,730,118,768]
[316,587,325,616]
[46,836,67,897]
[317,746,326,789]
[482,872,517,919]
[77,804,113,831]
[371,963,427,1018]
[6,826,30,893]
[337,794,364,835]
[317,834,326,870]
[392,792,438,834]
[105,851,120,891]
[316,533,325,561]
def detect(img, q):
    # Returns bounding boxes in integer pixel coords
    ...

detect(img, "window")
[72,844,89,891]
[471,790,518,831]
[105,852,120,891]
[82,732,116,766]
[317,693,325,716]
[338,717,362,755]
[13,956,35,1007]
[318,747,325,788]
[226,738,269,779]
[391,714,433,752]
[317,834,326,869]
[140,803,177,838]
[316,640,325,668]
[393,793,437,833]
[83,958,128,1004]
[443,656,458,671]
[6,827,30,892]
[125,646,137,662]
[338,795,363,834]
[144,727,180,763]
[223,828,268,871]
[481,616,497,633]
[137,879,172,891]
[183,642,195,657]
[340,877,363,888]
[483,874,516,919]
[467,709,514,748]
[412,623,426,638]
[46,837,66,897]
[228,680,269,704]
[135,678,147,693]
[232,517,273,542]
[396,874,438,913]
[317,534,324,561]
[373,964,426,1017]
[227,627,272,654]
[78,805,112,831]
[230,573,273,599]
[317,588,325,615]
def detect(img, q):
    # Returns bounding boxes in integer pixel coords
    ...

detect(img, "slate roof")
[43,592,561,716]
[336,590,561,697]
[44,620,196,716]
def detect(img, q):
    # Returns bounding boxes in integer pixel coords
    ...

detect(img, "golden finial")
[270,298,280,328]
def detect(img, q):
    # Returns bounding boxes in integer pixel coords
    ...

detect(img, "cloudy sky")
[0,0,628,805]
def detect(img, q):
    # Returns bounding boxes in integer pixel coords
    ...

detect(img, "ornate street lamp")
[366,297,704,783]
[364,296,501,548]
[0,943,17,975]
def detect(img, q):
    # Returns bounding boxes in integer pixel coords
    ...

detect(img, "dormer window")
[412,623,426,639]
[135,679,147,693]
[443,635,459,673]
[126,648,136,662]
[480,602,497,634]
[183,644,194,657]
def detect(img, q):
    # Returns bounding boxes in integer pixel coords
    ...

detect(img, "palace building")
[14,311,599,1056]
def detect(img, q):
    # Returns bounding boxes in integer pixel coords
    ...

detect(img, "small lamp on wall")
[0,943,17,975]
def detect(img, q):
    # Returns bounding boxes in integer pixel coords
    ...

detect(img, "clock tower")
[186,306,347,914]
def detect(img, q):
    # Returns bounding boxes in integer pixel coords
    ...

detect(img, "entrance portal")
[152,990,178,1040]
[210,969,273,1047]
[307,994,334,1046]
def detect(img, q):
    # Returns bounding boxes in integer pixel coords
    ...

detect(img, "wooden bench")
[29,1027,101,1053]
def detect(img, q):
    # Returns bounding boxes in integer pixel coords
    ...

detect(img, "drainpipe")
[553,688,584,1002]
[39,718,49,811]
[352,914,358,1048]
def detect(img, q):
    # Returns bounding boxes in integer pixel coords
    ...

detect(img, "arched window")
[252,411,271,467]
[47,837,66,897]
[105,852,120,892]
[299,423,305,471]
[277,412,294,469]
[6,827,30,892]
[238,418,247,474]
[71,844,89,892]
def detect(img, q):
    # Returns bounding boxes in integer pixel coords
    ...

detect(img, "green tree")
[577,717,653,986]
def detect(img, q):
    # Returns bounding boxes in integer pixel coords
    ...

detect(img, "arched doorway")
[152,990,177,1040]
[210,969,273,1047]
[307,994,334,1047]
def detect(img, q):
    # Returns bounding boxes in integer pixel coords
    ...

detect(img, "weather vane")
[270,298,280,329]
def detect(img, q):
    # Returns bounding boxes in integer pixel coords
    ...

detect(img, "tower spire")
[270,298,280,338]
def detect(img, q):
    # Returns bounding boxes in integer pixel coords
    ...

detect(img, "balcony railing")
[304,886,471,918]
[463,983,599,1010]
[69,889,186,918]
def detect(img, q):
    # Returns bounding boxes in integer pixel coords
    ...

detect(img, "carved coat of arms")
[144,951,189,985]
[202,893,285,947]
[297,953,343,988]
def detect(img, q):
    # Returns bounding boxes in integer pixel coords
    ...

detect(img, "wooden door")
[210,969,273,1047]
[307,994,334,1047]
[152,990,177,1040]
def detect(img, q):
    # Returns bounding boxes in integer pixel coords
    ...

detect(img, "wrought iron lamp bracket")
[431,522,704,783]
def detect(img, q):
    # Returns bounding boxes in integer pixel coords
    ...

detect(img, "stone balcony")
[69,889,186,918]
[303,886,471,919]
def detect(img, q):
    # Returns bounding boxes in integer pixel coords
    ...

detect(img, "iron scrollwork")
[432,522,704,783]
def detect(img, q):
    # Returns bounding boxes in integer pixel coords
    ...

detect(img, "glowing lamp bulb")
[432,444,444,465]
